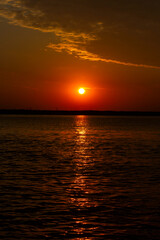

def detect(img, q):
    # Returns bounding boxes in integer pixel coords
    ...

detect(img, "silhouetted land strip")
[0,109,160,116]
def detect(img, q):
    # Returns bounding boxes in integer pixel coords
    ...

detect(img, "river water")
[0,115,160,239]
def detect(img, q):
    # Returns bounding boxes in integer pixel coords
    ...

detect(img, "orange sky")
[0,0,160,111]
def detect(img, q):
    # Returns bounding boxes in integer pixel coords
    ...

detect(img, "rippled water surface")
[0,115,160,239]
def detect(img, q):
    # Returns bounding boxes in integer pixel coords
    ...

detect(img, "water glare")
[68,115,98,238]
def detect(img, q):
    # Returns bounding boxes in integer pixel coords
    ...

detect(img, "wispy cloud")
[48,42,160,70]
[1,0,160,70]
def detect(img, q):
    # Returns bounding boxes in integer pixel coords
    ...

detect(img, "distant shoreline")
[0,109,160,116]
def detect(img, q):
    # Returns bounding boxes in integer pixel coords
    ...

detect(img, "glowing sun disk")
[78,88,85,94]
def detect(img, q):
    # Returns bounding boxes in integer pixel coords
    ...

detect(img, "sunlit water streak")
[0,115,160,239]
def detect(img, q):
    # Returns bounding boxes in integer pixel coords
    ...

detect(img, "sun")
[78,88,85,95]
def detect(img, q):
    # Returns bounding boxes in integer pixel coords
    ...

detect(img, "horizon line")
[0,109,160,116]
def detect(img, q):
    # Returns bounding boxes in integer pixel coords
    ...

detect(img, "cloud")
[48,43,160,70]
[1,0,160,69]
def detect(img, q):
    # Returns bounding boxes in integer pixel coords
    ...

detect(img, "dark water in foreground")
[0,115,160,240]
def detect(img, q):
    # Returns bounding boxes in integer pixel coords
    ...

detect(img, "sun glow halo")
[78,88,85,95]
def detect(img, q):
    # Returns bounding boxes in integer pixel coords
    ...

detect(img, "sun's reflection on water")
[68,115,98,238]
